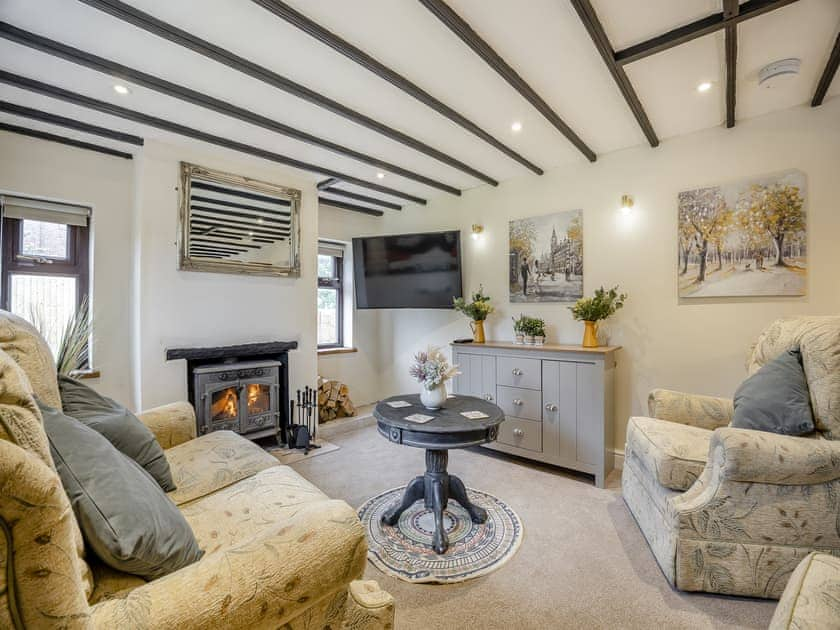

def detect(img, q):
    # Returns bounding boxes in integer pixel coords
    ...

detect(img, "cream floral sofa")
[770,552,840,629]
[0,312,394,629]
[623,316,840,599]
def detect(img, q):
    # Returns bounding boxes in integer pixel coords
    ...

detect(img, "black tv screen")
[352,230,462,309]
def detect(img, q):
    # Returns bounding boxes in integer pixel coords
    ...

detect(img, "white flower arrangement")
[409,346,460,391]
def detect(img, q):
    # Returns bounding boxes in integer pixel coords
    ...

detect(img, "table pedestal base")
[381,449,488,554]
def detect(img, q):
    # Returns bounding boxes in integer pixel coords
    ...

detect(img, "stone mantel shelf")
[450,340,620,356]
[165,341,298,362]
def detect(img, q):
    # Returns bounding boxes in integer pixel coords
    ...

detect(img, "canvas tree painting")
[509,210,583,303]
[678,169,806,298]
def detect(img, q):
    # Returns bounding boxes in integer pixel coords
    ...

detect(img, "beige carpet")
[290,425,775,630]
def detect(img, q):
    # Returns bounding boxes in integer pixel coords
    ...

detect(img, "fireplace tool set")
[288,386,320,454]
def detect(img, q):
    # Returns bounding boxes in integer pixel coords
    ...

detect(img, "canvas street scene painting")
[678,169,807,298]
[509,210,583,303]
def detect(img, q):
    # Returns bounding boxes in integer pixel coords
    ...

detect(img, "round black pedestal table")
[373,394,505,554]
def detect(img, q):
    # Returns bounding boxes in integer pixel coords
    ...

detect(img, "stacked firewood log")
[317,376,356,421]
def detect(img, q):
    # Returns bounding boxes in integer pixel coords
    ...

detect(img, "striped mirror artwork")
[178,162,301,277]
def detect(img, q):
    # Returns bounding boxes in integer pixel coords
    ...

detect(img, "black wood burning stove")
[193,361,280,440]
[166,341,297,444]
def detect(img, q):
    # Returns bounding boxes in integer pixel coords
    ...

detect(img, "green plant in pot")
[569,286,627,348]
[453,286,494,343]
[511,314,527,344]
[518,316,546,345]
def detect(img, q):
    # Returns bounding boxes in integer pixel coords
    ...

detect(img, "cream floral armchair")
[0,312,394,629]
[623,316,840,599]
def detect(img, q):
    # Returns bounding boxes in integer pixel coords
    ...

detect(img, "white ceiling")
[1,0,837,211]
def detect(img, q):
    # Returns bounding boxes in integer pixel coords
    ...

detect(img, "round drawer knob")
[513,399,523,406]
[545,403,558,412]
[513,428,524,437]
[511,368,523,376]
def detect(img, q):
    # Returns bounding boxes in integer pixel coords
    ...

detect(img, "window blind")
[318,241,345,258]
[0,195,91,227]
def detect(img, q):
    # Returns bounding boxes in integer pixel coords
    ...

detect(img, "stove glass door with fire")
[194,360,281,439]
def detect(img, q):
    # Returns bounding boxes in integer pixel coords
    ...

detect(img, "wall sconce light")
[619,195,634,216]
[471,224,484,241]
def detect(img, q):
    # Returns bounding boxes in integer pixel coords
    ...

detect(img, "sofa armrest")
[0,440,92,629]
[137,401,196,449]
[90,499,367,630]
[711,427,840,485]
[647,388,734,430]
[344,580,396,630]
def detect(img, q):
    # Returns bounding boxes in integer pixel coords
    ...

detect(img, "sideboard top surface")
[450,340,621,356]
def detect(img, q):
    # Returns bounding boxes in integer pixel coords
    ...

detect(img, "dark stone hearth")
[166,341,298,362]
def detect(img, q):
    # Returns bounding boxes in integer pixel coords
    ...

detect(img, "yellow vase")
[470,319,486,344]
[582,321,599,348]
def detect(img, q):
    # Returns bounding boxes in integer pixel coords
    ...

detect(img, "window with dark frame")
[317,241,344,348]
[0,195,91,357]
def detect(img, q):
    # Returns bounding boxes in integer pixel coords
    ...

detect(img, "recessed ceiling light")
[113,84,131,95]
[376,172,385,179]
[511,121,523,132]
[696,81,713,93]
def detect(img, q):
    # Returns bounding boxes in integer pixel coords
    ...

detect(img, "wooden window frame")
[317,252,344,349]
[1,216,90,311]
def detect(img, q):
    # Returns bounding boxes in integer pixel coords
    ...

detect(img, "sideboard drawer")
[497,417,542,452]
[496,356,541,390]
[497,385,542,421]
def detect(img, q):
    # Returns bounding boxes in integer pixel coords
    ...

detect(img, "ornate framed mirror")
[178,162,301,277]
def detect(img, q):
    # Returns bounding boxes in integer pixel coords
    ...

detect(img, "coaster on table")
[404,413,435,423]
[387,400,412,408]
[461,411,489,420]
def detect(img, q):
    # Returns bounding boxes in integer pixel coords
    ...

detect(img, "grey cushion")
[733,348,815,436]
[59,375,175,491]
[40,401,204,579]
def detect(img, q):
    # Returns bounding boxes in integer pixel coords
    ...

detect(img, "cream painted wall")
[0,130,134,404]
[368,100,840,451]
[317,204,382,405]
[0,131,319,412]
[133,140,318,410]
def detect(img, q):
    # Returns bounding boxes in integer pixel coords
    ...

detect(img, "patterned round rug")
[358,486,523,584]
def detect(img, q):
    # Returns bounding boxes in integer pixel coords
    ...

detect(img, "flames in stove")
[247,383,269,415]
[211,387,239,422]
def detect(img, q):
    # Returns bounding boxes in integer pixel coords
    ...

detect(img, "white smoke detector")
[758,58,801,88]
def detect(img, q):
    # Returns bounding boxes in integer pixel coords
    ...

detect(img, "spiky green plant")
[55,296,92,375]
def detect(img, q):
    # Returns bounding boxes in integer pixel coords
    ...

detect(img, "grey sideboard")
[450,341,620,488]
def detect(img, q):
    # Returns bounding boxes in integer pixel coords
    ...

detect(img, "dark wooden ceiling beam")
[77,0,499,187]
[317,197,384,217]
[191,206,289,225]
[0,22,460,197]
[249,0,543,175]
[417,0,595,162]
[0,71,428,205]
[316,177,340,190]
[724,0,739,128]
[812,31,840,107]
[0,121,133,159]
[614,0,799,66]
[0,99,143,145]
[569,0,659,147]
[321,187,402,210]
[191,220,289,237]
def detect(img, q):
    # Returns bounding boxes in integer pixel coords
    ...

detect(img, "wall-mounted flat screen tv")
[352,230,462,309]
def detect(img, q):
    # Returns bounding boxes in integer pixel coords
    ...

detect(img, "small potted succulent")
[569,286,627,348]
[511,314,526,344]
[519,316,546,345]
[453,286,494,343]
